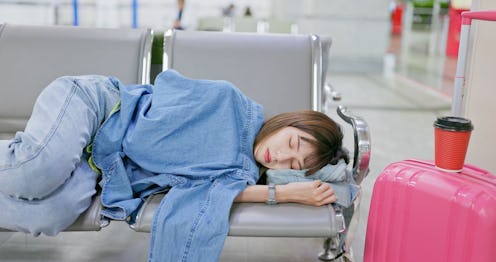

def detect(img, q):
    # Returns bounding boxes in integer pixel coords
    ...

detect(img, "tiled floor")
[0,32,455,261]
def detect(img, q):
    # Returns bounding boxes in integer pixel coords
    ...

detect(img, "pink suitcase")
[364,159,496,262]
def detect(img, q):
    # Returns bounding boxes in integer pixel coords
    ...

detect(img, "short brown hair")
[254,110,349,176]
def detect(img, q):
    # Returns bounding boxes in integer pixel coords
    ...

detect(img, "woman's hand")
[277,180,336,206]
[234,180,336,206]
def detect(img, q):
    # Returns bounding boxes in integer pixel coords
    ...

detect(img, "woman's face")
[254,126,316,170]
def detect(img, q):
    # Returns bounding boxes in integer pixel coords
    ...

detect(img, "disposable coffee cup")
[434,116,473,172]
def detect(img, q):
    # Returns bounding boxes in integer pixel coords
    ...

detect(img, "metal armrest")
[65,191,110,231]
[337,105,371,184]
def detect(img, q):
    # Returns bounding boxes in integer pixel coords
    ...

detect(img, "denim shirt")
[91,70,264,261]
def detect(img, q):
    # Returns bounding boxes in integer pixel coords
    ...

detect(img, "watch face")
[266,184,277,205]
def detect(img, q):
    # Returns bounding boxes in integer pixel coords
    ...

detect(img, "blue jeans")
[0,75,119,236]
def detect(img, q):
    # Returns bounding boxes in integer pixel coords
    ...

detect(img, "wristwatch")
[265,183,277,205]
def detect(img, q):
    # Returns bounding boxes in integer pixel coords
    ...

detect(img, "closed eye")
[289,135,299,149]
[290,135,303,169]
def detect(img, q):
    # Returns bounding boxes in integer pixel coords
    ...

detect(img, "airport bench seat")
[0,25,370,261]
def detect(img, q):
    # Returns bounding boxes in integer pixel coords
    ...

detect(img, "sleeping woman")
[0,70,350,262]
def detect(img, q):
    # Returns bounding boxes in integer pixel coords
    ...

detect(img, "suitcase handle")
[452,10,496,116]
[462,10,496,25]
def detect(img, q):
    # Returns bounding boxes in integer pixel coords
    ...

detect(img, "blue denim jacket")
[92,70,264,262]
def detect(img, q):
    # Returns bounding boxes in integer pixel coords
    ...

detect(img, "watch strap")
[265,183,277,205]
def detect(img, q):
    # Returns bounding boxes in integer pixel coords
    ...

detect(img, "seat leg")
[318,237,345,261]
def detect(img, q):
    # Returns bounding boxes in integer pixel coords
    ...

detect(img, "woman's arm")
[234,180,336,206]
